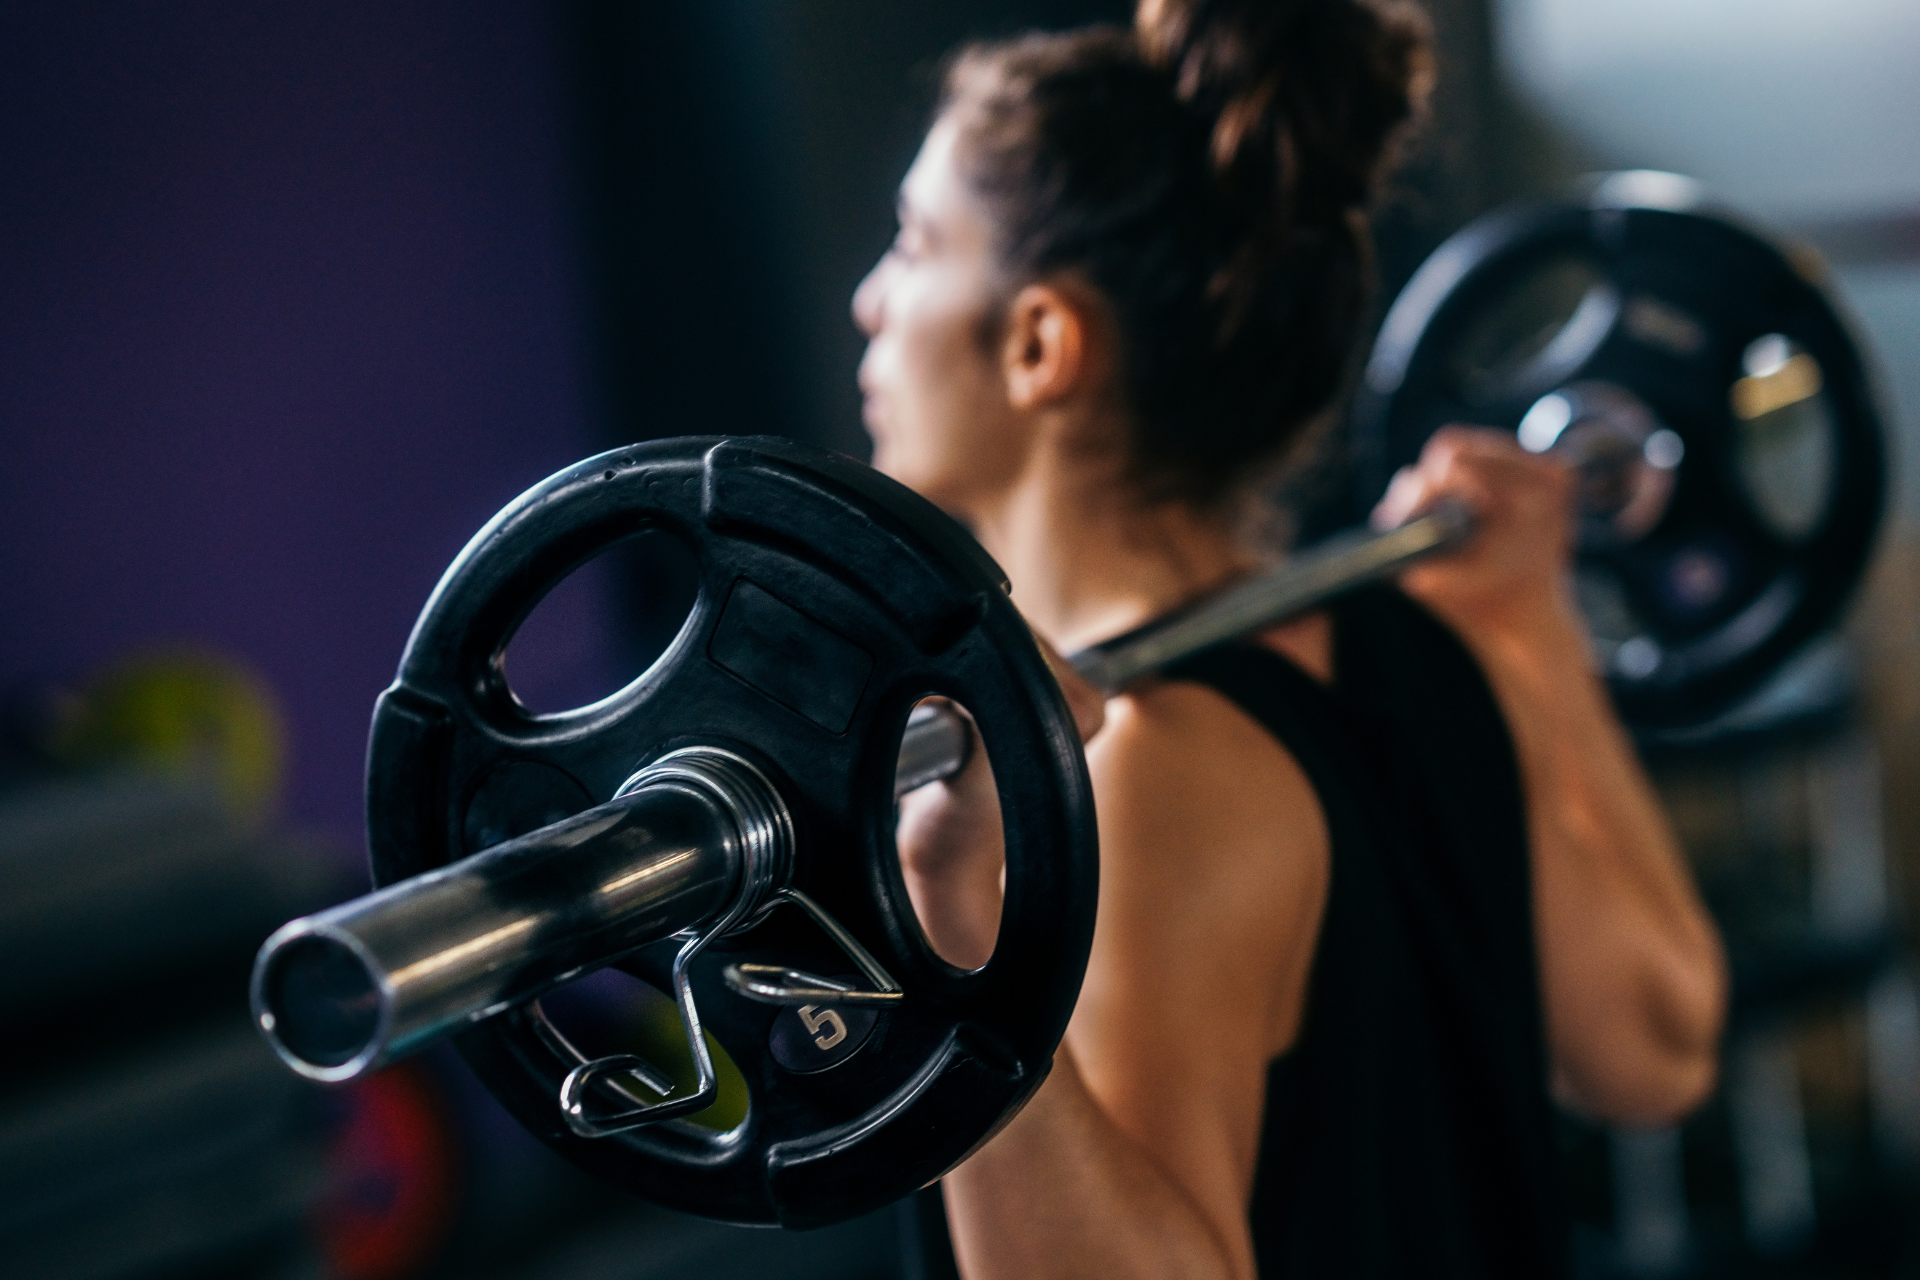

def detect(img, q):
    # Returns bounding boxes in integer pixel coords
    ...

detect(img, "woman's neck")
[967,447,1253,653]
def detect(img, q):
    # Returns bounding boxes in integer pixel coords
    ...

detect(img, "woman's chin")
[867,439,903,483]
[866,438,968,512]
[870,439,924,489]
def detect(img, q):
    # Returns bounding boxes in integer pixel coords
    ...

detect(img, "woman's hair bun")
[1136,0,1433,225]
[933,3,1435,508]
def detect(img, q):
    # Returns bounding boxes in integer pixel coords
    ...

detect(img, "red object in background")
[314,1063,460,1280]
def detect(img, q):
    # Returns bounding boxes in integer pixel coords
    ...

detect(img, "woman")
[855,2,1728,1276]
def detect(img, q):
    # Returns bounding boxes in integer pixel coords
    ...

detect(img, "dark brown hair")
[941,0,1433,508]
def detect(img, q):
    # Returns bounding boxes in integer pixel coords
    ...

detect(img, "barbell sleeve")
[252,773,746,1083]
[894,500,1476,789]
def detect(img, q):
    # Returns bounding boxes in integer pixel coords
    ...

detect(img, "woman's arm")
[899,672,1330,1280]
[1377,427,1730,1124]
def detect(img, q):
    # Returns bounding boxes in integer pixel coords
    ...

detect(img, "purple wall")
[0,3,615,852]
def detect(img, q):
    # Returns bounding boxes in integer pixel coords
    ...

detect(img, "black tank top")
[901,586,1569,1279]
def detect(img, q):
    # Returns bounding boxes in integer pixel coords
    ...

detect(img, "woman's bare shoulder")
[1079,676,1330,1049]
[1088,675,1323,850]
[1065,672,1332,1225]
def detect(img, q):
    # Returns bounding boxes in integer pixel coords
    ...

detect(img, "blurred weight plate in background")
[1353,172,1887,732]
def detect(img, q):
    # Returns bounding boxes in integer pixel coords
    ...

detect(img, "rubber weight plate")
[363,437,1098,1227]
[1353,172,1886,729]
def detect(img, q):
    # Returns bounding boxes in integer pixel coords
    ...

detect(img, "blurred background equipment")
[0,652,363,1278]
[1353,176,1886,729]
[2,0,1918,1277]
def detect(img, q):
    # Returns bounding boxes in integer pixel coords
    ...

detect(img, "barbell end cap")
[250,918,394,1085]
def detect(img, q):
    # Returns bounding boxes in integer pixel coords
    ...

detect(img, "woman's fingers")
[1372,427,1513,528]
[1375,426,1571,539]
[1370,463,1433,530]
[1373,425,1580,641]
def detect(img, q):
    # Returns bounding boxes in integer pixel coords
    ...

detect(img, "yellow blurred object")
[621,982,752,1133]
[47,649,287,821]
[1732,350,1824,421]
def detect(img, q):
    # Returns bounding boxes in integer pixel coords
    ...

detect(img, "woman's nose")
[852,259,885,337]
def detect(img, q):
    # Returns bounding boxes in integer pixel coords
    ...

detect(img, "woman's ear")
[1000,282,1093,410]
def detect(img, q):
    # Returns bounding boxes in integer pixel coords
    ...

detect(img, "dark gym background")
[1,2,1915,1278]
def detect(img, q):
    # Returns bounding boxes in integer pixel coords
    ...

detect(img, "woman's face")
[853,116,1029,518]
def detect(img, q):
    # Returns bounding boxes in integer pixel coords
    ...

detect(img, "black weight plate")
[1352,175,1886,729]
[363,436,1098,1227]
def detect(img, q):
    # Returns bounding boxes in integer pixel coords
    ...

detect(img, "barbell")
[250,178,1886,1228]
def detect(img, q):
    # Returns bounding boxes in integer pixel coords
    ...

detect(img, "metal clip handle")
[721,888,904,1008]
[724,964,901,1007]
[556,853,772,1138]
[555,926,722,1138]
